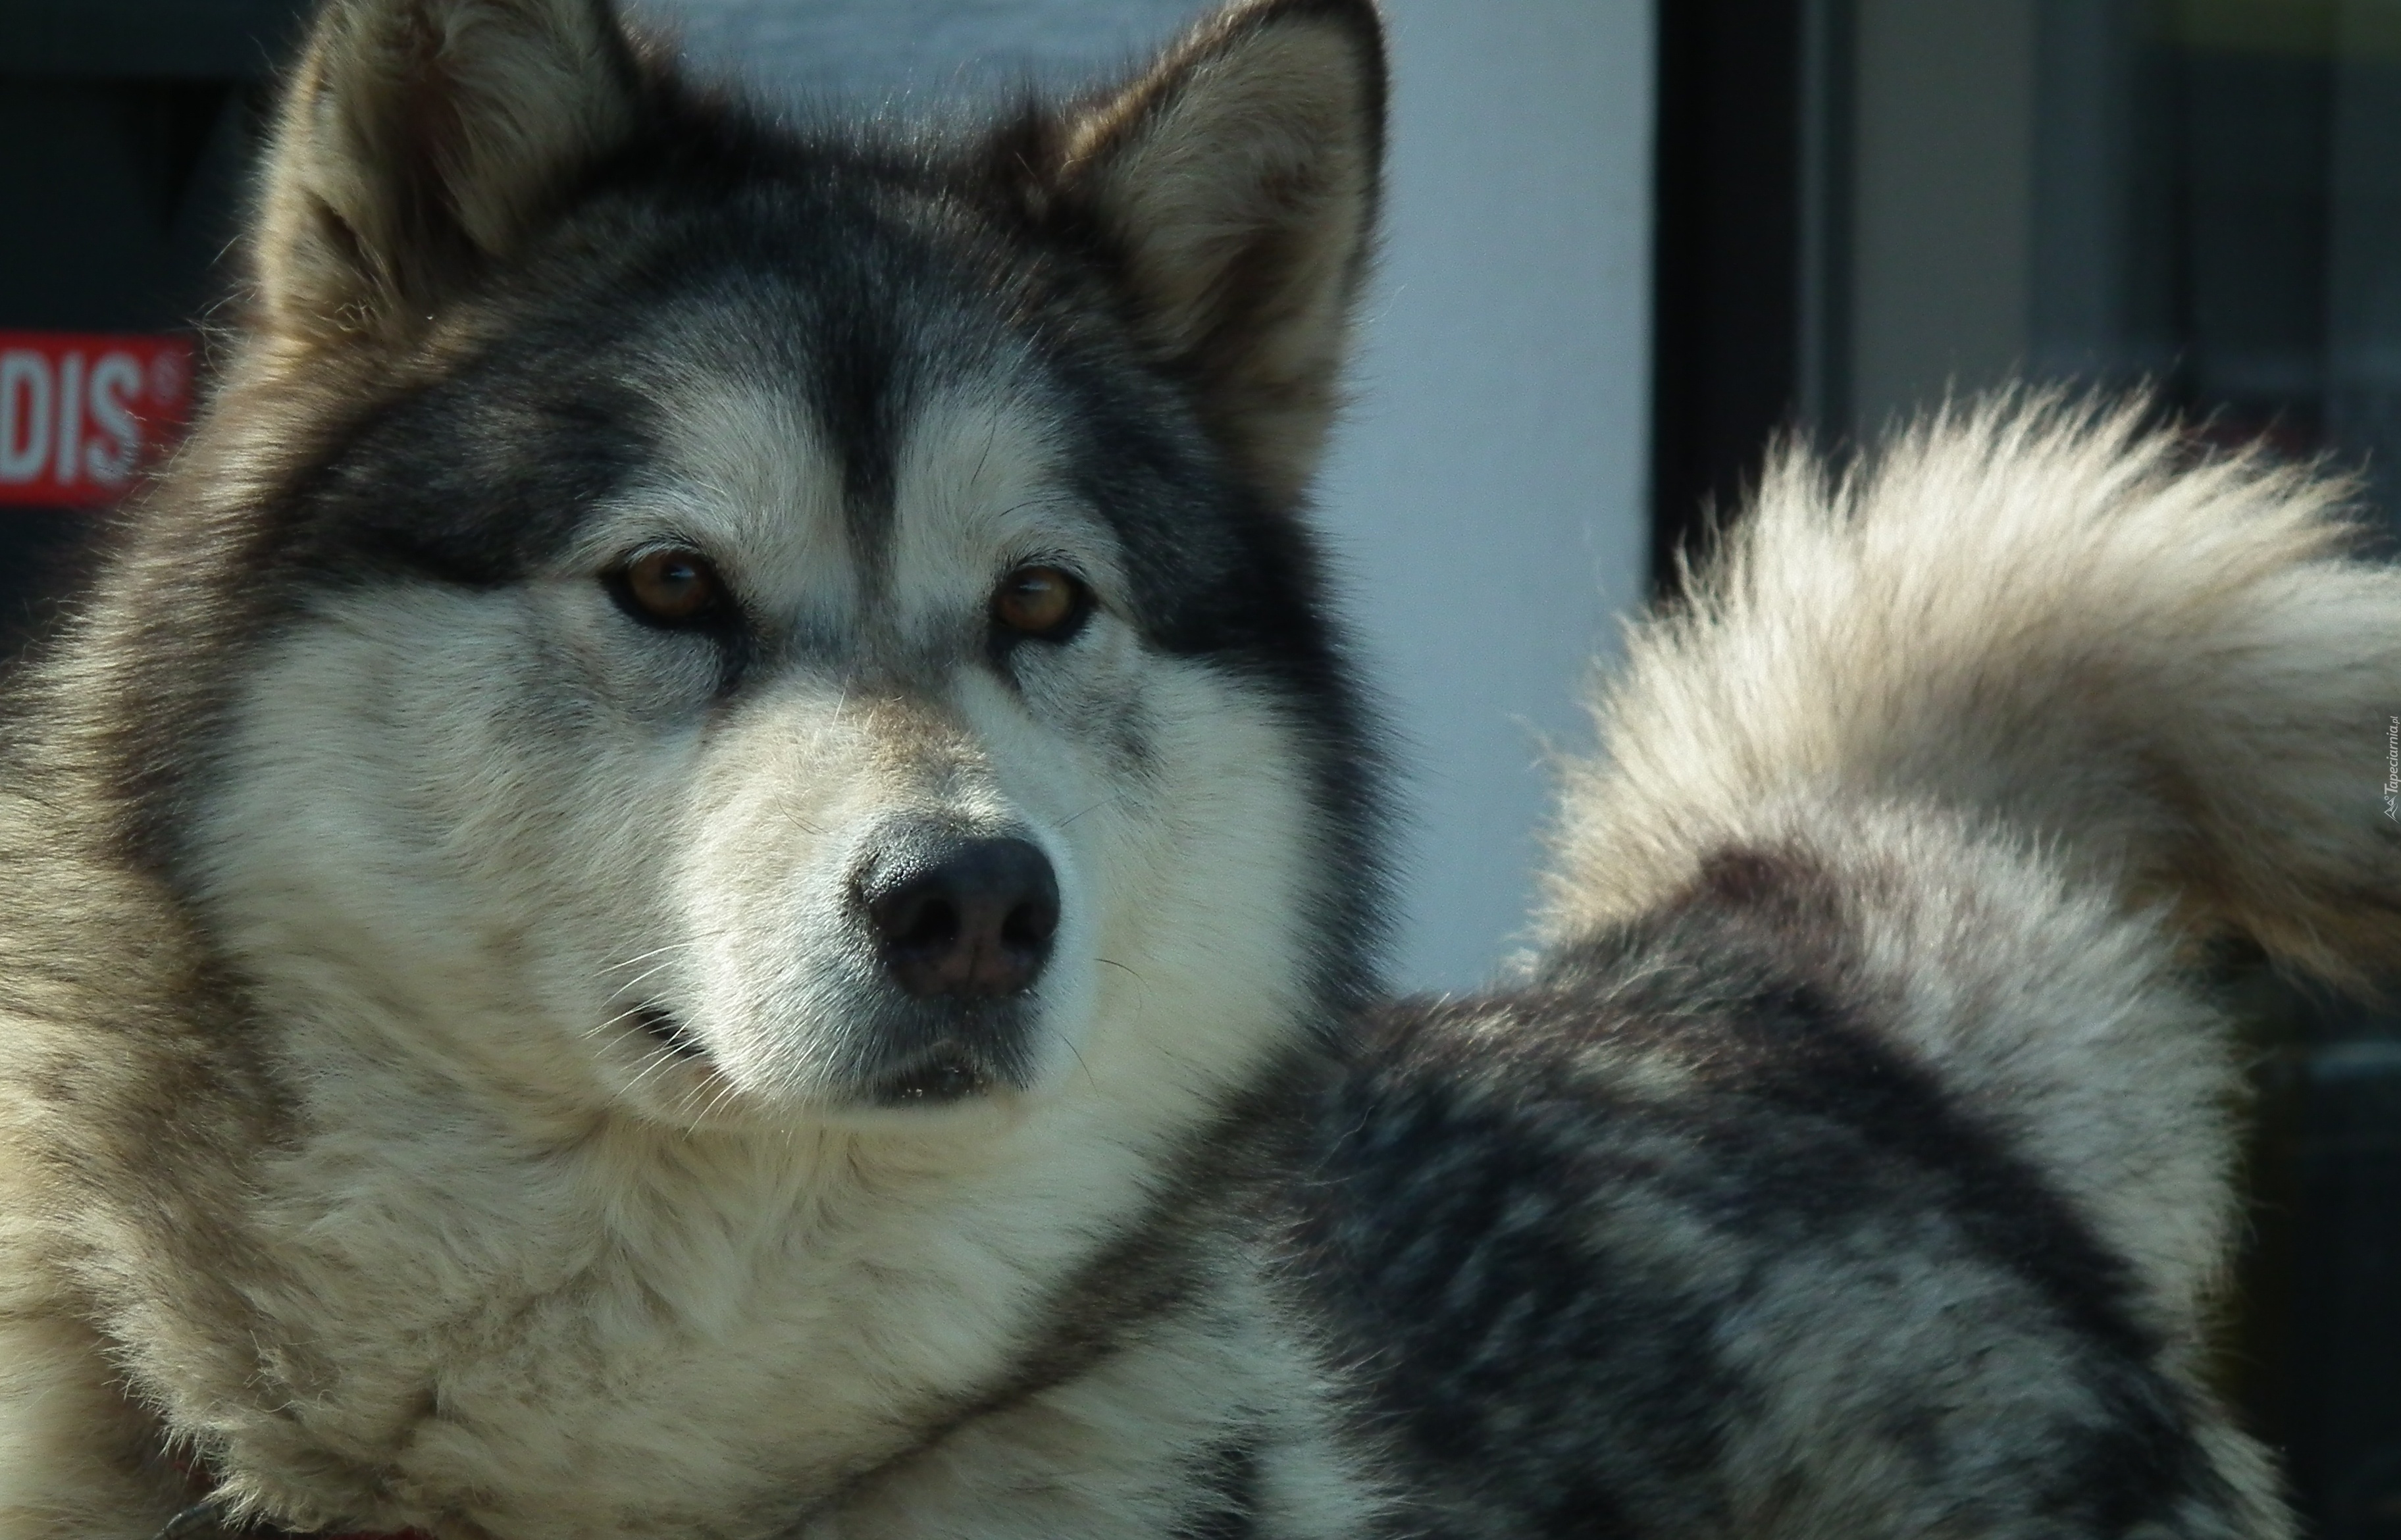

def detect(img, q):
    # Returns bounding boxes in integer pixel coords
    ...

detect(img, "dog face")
[123,0,1388,1135]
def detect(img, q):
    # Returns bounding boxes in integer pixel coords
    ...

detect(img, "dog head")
[88,0,1389,1135]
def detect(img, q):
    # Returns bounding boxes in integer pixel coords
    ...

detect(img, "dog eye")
[992,565,1090,642]
[614,548,725,627]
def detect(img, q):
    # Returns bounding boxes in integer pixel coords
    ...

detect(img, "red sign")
[0,332,193,507]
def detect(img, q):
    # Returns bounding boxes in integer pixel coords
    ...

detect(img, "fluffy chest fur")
[176,1091,1183,1535]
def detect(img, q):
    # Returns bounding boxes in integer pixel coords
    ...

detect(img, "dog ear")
[252,0,642,345]
[1054,0,1385,507]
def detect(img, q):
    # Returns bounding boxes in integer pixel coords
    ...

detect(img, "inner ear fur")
[253,0,641,345]
[1054,0,1387,508]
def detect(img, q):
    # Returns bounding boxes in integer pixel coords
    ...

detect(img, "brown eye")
[619,547,723,625]
[992,565,1089,641]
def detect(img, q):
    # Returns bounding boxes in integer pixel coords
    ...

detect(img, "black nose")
[862,836,1060,1000]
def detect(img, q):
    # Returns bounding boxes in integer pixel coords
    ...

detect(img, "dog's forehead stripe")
[806,281,910,583]
[722,183,1026,591]
[632,369,852,625]
[633,281,1094,638]
[881,379,1124,630]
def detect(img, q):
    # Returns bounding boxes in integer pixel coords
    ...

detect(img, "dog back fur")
[1423,396,2401,1535]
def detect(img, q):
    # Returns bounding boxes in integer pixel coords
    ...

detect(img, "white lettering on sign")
[0,351,51,484]
[86,353,145,486]
[0,332,194,507]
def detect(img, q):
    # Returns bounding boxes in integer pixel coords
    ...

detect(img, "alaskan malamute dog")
[0,0,2395,1536]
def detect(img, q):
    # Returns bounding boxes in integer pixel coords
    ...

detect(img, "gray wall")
[650,0,1657,991]
[1327,1,1653,988]
[1846,0,2039,433]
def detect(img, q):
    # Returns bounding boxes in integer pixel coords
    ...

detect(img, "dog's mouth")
[623,1003,1012,1110]
[870,1046,991,1106]
[630,1004,708,1060]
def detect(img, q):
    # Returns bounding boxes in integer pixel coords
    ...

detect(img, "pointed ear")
[252,0,642,344]
[1054,0,1385,507]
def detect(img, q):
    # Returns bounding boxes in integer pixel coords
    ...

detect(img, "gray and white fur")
[0,0,2388,1534]
[1303,395,2401,1537]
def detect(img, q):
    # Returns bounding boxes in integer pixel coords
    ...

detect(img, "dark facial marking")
[630,1004,706,1060]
